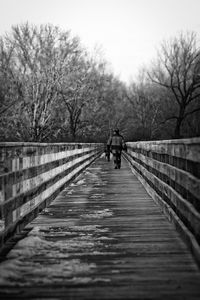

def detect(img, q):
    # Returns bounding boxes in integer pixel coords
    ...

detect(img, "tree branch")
[184,107,200,118]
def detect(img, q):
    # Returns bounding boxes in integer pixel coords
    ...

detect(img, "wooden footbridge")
[0,139,200,299]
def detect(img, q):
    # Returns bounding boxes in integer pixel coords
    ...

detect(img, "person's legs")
[112,150,121,169]
[112,150,118,168]
[113,151,119,169]
[116,151,121,169]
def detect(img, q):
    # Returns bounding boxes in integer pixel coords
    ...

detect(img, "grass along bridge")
[0,139,200,299]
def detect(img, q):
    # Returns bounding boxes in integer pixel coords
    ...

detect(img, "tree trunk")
[69,117,76,141]
[174,119,182,138]
[174,106,185,138]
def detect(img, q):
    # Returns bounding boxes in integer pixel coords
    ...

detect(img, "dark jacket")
[108,132,124,152]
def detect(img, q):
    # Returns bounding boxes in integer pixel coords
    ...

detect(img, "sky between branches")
[1,0,200,83]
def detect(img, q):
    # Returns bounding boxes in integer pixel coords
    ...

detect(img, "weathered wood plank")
[125,152,200,235]
[129,149,200,202]
[127,138,200,162]
[0,157,200,299]
[0,143,103,250]
[125,139,200,269]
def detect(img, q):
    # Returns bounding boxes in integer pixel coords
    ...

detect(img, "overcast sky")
[1,0,200,82]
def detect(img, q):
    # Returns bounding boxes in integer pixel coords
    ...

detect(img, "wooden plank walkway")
[0,157,200,299]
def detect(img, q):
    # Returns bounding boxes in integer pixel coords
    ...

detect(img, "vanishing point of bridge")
[0,139,200,299]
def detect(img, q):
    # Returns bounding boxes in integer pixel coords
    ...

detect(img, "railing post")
[123,138,200,266]
[0,142,104,251]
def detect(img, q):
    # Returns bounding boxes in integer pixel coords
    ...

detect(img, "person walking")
[107,128,125,169]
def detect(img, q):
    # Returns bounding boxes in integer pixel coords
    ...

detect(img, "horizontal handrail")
[123,137,200,266]
[0,142,104,250]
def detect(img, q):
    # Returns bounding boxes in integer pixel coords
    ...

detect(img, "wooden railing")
[0,142,103,250]
[123,138,200,265]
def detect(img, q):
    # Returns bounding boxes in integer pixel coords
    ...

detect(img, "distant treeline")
[0,23,200,142]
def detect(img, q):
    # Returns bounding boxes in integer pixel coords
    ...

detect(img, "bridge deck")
[0,157,200,299]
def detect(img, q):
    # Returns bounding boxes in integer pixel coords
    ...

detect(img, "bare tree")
[81,68,128,141]
[126,69,161,140]
[58,54,98,141]
[0,36,21,116]
[0,23,82,141]
[148,32,200,138]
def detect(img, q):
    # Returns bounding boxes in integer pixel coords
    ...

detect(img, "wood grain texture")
[128,149,200,201]
[124,151,200,236]
[0,142,103,249]
[127,138,200,162]
[0,157,200,299]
